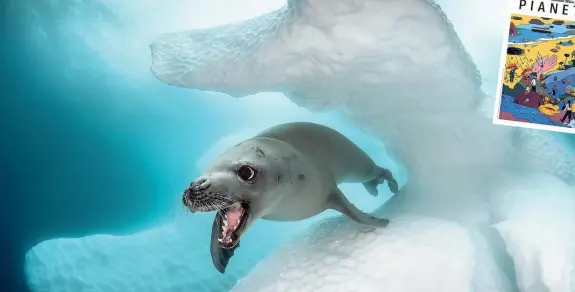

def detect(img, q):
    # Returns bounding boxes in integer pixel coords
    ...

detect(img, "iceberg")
[25,215,246,292]
[493,174,575,292]
[149,0,575,291]
[230,214,510,292]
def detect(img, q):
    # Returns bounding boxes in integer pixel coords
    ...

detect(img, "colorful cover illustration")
[494,0,575,133]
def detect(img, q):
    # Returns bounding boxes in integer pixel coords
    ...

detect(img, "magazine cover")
[494,0,575,133]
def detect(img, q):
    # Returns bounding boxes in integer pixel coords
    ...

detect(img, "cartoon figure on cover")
[498,13,575,130]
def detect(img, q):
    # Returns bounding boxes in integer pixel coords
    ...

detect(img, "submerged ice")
[25,0,575,291]
[25,121,397,292]
[150,0,575,290]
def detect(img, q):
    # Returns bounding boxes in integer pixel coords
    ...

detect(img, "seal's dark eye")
[237,165,257,181]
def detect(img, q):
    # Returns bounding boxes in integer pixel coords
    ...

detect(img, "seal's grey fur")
[183,122,398,273]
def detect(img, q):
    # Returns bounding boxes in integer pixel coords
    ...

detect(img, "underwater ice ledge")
[149,0,575,204]
[149,0,575,291]
[24,0,575,291]
[24,124,400,292]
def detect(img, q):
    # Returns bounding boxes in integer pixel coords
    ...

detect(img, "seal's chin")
[217,202,250,249]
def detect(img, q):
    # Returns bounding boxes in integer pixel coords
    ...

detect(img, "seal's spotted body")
[182,122,399,273]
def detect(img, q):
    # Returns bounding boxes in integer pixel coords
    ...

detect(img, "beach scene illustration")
[499,13,575,129]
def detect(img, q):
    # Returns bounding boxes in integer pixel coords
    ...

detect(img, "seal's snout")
[182,177,218,212]
[184,177,212,203]
[190,177,211,193]
[182,177,213,210]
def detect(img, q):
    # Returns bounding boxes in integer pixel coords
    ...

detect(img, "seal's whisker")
[213,201,228,211]
[208,198,233,210]
[184,193,242,214]
[179,206,188,217]
[212,199,231,207]
[212,193,238,202]
[212,197,236,205]
[181,200,192,213]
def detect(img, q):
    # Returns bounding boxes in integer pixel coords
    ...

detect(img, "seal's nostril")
[191,177,211,191]
[199,179,211,190]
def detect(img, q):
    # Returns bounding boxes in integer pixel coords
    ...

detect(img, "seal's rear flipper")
[363,166,399,195]
[210,216,240,274]
[329,188,390,228]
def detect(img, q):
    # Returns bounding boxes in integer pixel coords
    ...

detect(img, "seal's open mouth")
[217,202,250,249]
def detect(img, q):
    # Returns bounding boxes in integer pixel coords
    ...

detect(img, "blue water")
[0,30,222,292]
[0,6,237,292]
[544,67,575,103]
[499,94,565,126]
[509,28,566,43]
[0,2,344,291]
[509,22,575,43]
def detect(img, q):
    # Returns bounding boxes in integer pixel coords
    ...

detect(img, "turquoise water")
[0,1,391,290]
[509,22,575,43]
[3,0,575,291]
[0,20,225,292]
[510,28,567,43]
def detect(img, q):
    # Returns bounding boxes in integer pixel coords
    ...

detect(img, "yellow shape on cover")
[538,104,560,116]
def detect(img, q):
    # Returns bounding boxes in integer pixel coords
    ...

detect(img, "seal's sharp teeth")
[218,238,223,243]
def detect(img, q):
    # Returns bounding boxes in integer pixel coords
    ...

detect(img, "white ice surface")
[492,174,575,292]
[26,0,575,291]
[150,0,575,291]
[24,204,320,292]
[26,215,245,292]
[231,214,478,292]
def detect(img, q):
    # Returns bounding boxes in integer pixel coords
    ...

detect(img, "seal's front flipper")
[210,216,240,274]
[329,188,390,228]
[363,166,399,196]
[362,180,379,197]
